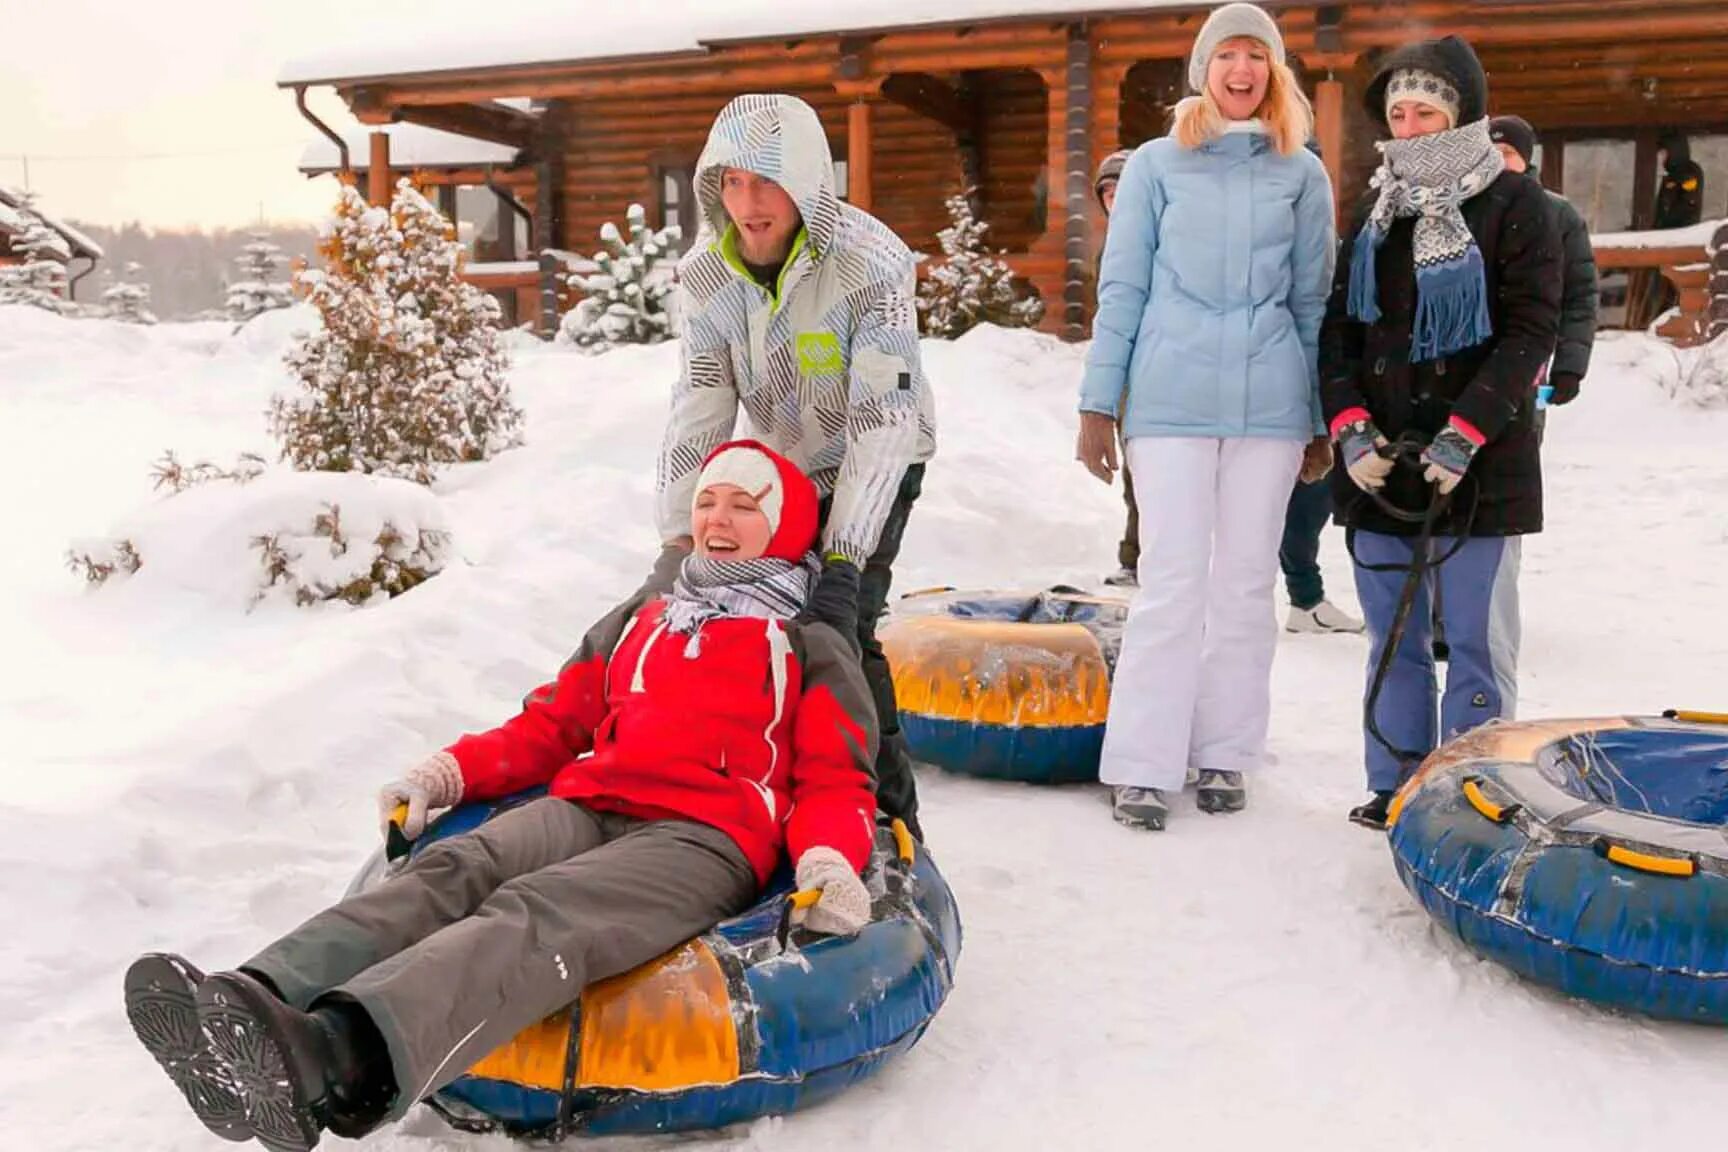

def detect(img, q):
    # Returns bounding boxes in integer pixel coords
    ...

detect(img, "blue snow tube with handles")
[350,789,961,1137]
[1387,711,1728,1022]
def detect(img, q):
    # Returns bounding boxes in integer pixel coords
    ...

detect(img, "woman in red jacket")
[123,441,879,1152]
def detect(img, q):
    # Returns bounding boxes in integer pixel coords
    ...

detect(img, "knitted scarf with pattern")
[1348,117,1505,362]
[662,552,820,638]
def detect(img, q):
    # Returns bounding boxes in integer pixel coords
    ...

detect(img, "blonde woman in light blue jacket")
[1075,2,1335,831]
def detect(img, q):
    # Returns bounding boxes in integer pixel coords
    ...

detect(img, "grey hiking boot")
[1102,566,1139,588]
[1195,770,1246,813]
[1111,785,1169,830]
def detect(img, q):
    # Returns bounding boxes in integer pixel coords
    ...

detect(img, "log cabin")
[278,0,1728,341]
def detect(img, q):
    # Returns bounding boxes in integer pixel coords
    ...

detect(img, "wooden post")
[368,131,391,206]
[1631,130,1659,230]
[1541,133,1565,194]
[848,99,874,214]
[1061,25,1094,342]
[1315,77,1346,214]
[1710,222,1728,342]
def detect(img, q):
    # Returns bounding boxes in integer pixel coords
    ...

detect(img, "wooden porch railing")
[1592,220,1725,347]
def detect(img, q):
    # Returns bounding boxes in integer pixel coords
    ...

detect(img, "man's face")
[720,168,801,265]
[1495,142,1528,174]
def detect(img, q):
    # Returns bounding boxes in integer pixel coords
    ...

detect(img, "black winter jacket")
[1320,169,1563,537]
[1548,191,1598,384]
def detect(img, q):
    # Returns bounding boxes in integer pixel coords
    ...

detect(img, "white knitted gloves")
[793,847,872,936]
[376,751,464,839]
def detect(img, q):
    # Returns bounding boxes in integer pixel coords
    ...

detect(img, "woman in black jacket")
[1318,35,1563,829]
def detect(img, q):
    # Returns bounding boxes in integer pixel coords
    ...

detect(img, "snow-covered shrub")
[66,470,451,610]
[0,197,72,314]
[559,203,679,349]
[1662,332,1728,408]
[99,262,157,325]
[272,179,522,485]
[916,191,1045,338]
[150,450,267,493]
[65,539,141,586]
[226,233,295,325]
[253,501,449,607]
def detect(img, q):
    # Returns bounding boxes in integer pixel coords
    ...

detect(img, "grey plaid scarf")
[662,553,820,641]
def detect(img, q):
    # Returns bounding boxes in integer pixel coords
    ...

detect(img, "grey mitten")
[793,847,872,936]
[376,751,464,840]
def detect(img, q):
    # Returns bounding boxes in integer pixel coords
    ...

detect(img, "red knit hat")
[692,439,820,562]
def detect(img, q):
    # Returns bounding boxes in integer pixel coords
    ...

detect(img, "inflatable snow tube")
[879,587,1127,783]
[347,790,961,1137]
[1387,712,1728,1023]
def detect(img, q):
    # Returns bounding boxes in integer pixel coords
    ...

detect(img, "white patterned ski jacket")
[656,94,936,568]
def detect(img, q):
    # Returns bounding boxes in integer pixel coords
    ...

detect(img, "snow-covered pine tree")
[0,197,72,313]
[272,179,523,485]
[100,262,157,324]
[226,232,295,324]
[559,203,680,348]
[915,191,1045,338]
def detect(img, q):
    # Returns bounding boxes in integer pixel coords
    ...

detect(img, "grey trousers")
[244,797,757,1116]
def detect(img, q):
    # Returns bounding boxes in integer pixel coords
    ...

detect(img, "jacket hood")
[695,94,841,257]
[1365,36,1490,128]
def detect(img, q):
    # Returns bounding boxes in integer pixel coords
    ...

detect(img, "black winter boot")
[195,971,391,1152]
[124,953,252,1142]
[1349,791,1396,830]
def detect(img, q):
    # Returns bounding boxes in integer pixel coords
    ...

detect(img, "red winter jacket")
[445,589,879,885]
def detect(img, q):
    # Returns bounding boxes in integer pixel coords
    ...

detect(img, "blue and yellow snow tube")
[880,587,1127,784]
[1388,711,1728,1023]
[350,793,961,1137]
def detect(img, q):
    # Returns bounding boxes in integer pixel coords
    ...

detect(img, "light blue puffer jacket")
[1079,126,1335,440]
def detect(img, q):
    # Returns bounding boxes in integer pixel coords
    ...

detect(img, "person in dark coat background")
[1490,115,1597,412]
[1655,132,1706,230]
[1093,148,1141,588]
[1319,35,1562,830]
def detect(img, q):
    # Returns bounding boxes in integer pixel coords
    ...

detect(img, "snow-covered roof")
[279,0,1207,85]
[1592,218,1725,251]
[298,122,522,174]
[0,185,104,260]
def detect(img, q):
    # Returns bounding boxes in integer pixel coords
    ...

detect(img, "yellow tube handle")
[384,802,413,862]
[1462,778,1510,824]
[890,818,916,865]
[1664,710,1728,726]
[788,888,822,911]
[1601,844,1697,878]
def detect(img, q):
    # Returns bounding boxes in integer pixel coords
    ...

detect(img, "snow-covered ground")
[2,305,1726,1151]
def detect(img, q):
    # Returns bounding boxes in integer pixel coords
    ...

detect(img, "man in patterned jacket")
[654,93,937,839]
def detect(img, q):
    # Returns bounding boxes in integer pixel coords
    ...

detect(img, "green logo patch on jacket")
[797,332,844,377]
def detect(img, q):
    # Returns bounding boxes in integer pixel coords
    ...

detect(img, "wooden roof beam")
[878,72,975,135]
[346,87,540,150]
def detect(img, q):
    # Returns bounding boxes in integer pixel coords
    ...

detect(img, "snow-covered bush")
[99,262,157,325]
[1662,332,1728,409]
[150,450,267,493]
[253,501,449,607]
[66,470,451,610]
[0,197,72,314]
[559,203,679,349]
[272,180,522,485]
[65,539,141,586]
[916,191,1044,338]
[226,233,295,325]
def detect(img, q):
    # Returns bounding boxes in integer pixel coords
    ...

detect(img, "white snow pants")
[1099,436,1305,792]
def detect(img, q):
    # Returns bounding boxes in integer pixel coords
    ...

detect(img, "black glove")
[1548,372,1582,406]
[799,558,862,650]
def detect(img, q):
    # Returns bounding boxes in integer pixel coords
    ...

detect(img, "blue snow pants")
[1351,531,1523,792]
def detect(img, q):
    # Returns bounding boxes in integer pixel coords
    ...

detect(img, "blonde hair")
[1173,57,1314,156]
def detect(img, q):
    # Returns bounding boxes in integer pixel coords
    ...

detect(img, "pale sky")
[2,0,577,229]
